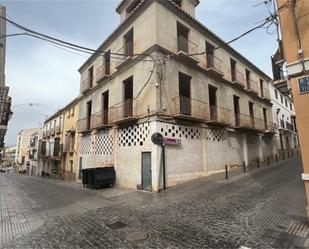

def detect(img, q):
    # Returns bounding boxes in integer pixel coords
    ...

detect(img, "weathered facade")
[76,0,276,191]
[61,98,80,181]
[41,112,64,177]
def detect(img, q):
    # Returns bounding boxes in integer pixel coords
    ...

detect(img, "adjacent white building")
[269,81,298,156]
[29,130,42,176]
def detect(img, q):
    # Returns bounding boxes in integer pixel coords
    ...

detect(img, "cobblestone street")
[0,157,308,249]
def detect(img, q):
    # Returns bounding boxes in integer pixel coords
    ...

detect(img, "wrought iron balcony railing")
[96,63,110,83]
[77,117,92,133]
[246,79,259,95]
[172,96,209,121]
[234,113,266,131]
[208,105,232,126]
[109,99,136,124]
[81,77,92,93]
[91,109,109,129]
[115,42,134,68]
[176,36,199,62]
[206,53,224,76]
[230,69,246,88]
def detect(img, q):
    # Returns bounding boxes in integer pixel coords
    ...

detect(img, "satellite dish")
[151,132,163,145]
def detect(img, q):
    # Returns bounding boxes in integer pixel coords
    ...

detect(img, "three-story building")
[77,0,275,191]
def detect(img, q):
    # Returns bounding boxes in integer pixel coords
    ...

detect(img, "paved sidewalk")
[0,156,308,249]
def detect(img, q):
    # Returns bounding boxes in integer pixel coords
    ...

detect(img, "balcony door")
[249,102,254,127]
[263,108,268,130]
[124,29,133,57]
[245,69,251,89]
[123,76,133,117]
[86,101,92,130]
[177,22,189,53]
[104,50,110,75]
[233,95,240,126]
[230,58,237,82]
[206,42,215,68]
[102,91,109,124]
[209,85,218,120]
[260,79,264,97]
[178,72,191,115]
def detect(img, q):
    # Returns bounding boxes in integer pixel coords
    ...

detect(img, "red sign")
[163,137,181,145]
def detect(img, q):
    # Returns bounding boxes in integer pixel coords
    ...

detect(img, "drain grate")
[127,231,150,242]
[106,221,127,230]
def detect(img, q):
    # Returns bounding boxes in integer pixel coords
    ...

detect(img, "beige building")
[15,128,40,173]
[76,0,276,191]
[39,97,80,180]
[61,97,80,181]
[40,111,64,177]
[275,0,309,220]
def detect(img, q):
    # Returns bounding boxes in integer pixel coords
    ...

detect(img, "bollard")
[267,156,270,165]
[225,165,228,179]
[243,161,246,173]
[275,154,278,163]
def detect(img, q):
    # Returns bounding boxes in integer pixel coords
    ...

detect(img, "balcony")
[230,69,246,88]
[286,121,294,132]
[63,134,74,153]
[109,99,137,124]
[176,36,199,64]
[96,63,110,83]
[171,96,209,121]
[206,54,224,77]
[115,42,134,69]
[77,117,91,133]
[246,79,259,95]
[81,77,92,93]
[206,105,232,126]
[260,87,271,100]
[265,122,276,134]
[234,113,265,132]
[91,110,110,129]
[55,125,61,134]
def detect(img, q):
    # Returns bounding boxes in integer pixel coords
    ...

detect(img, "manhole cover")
[107,221,127,230]
[127,231,150,242]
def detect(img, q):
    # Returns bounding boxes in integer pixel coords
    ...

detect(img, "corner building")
[77,0,275,191]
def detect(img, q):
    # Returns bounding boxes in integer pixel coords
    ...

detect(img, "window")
[249,102,254,127]
[290,103,293,111]
[123,76,133,117]
[260,79,264,97]
[177,22,189,53]
[179,72,191,115]
[280,94,283,103]
[86,101,92,130]
[263,108,268,130]
[124,29,134,57]
[206,41,215,68]
[230,58,237,82]
[71,107,74,117]
[70,160,73,173]
[88,66,94,88]
[104,50,111,76]
[285,99,287,107]
[67,110,70,118]
[245,69,250,89]
[275,89,278,99]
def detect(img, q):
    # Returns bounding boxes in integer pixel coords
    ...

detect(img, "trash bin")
[81,169,89,187]
[93,167,116,189]
[87,168,95,189]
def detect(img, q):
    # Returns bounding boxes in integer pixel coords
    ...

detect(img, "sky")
[0,0,279,146]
